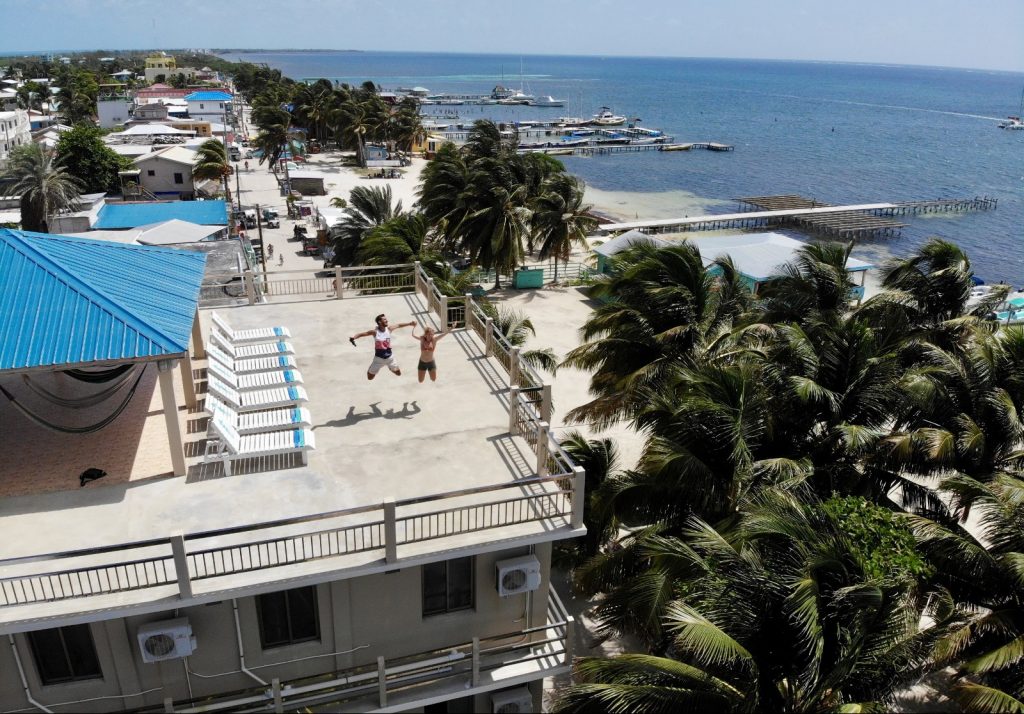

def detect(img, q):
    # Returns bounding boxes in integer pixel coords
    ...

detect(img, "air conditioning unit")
[495,554,541,597]
[491,686,534,713]
[137,618,197,663]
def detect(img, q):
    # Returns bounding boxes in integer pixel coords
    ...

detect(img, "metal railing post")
[541,384,552,423]
[243,270,255,305]
[537,422,550,477]
[472,637,481,687]
[383,498,398,563]
[571,466,586,528]
[377,656,388,708]
[171,534,192,600]
[509,387,519,435]
[334,266,343,299]
[564,616,575,666]
[484,317,494,356]
[510,347,521,386]
[272,678,283,713]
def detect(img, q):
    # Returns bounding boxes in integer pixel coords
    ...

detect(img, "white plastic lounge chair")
[207,359,302,391]
[206,375,308,412]
[205,410,315,475]
[206,343,297,375]
[205,394,311,435]
[210,330,295,358]
[211,311,291,344]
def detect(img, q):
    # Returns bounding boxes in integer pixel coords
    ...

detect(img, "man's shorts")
[417,359,437,371]
[368,355,400,374]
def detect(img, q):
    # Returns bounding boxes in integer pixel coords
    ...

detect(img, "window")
[256,586,320,648]
[28,625,101,685]
[199,103,205,109]
[422,557,474,616]
[173,172,183,184]
[147,170,155,177]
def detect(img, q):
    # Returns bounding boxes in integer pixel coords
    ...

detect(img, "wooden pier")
[600,194,998,240]
[519,142,734,157]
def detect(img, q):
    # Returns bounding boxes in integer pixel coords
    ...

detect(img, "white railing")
[226,264,419,305]
[0,476,581,610]
[134,588,573,713]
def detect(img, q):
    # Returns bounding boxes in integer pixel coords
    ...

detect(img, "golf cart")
[262,208,280,229]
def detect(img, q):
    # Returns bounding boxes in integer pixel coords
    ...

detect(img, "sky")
[6,0,1024,73]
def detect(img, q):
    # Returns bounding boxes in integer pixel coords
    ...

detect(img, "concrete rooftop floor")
[0,293,543,561]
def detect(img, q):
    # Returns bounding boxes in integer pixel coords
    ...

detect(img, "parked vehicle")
[302,237,321,256]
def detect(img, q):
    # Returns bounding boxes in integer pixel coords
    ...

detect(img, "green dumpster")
[513,267,545,289]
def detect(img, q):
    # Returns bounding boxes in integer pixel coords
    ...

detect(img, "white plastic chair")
[207,358,302,392]
[206,375,308,412]
[210,330,295,359]
[211,311,291,344]
[205,410,315,476]
[206,343,297,375]
[205,394,311,435]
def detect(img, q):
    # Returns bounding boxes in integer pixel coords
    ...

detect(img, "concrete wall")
[97,98,132,129]
[136,157,196,198]
[0,544,556,712]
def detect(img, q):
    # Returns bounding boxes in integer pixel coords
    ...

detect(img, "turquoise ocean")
[220,51,1024,282]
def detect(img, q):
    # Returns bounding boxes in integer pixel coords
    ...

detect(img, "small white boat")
[530,95,566,107]
[999,115,1024,130]
[558,138,590,147]
[498,91,533,105]
[589,107,626,126]
[557,116,587,125]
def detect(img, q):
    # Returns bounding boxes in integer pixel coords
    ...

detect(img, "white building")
[133,145,212,200]
[0,109,30,168]
[0,251,581,713]
[183,90,233,121]
[97,94,132,129]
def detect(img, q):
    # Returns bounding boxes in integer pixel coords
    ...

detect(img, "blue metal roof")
[94,200,228,229]
[184,91,232,101]
[0,229,207,372]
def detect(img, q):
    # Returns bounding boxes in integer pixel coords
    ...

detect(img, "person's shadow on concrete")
[320,401,421,428]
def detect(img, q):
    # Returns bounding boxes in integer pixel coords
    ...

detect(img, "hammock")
[63,364,135,383]
[0,366,148,434]
[22,366,140,409]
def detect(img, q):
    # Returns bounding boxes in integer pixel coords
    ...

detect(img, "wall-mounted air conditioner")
[491,686,534,713]
[136,617,197,663]
[495,554,541,597]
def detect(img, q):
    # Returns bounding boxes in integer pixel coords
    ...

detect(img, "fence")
[0,475,581,609]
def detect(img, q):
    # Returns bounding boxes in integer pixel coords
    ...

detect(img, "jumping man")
[410,324,452,383]
[350,314,416,380]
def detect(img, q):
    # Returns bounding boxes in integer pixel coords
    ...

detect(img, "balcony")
[0,265,583,631]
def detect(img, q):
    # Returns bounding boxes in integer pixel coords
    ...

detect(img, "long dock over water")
[599,195,998,240]
[519,142,733,157]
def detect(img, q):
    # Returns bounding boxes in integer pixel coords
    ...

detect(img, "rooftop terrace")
[0,269,582,632]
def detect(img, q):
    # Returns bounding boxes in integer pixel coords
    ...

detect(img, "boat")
[595,134,631,145]
[589,107,627,126]
[498,91,533,105]
[518,141,549,149]
[557,116,587,126]
[490,85,516,100]
[558,138,590,147]
[998,88,1024,129]
[530,95,566,107]
[569,129,594,137]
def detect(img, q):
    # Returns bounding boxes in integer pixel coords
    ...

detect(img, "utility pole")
[255,203,267,275]
[234,163,241,211]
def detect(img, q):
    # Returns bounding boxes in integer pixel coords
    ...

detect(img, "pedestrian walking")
[410,324,451,383]
[268,243,274,258]
[349,314,416,380]
[278,253,285,267]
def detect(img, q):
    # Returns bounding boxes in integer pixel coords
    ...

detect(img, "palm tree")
[559,492,955,713]
[751,240,860,326]
[561,242,752,428]
[910,474,1024,712]
[478,303,557,374]
[531,173,597,282]
[560,431,620,559]
[356,214,429,266]
[1,143,82,232]
[459,164,531,289]
[417,142,470,251]
[329,185,404,266]
[192,139,232,205]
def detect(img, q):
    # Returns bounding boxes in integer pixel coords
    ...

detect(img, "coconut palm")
[477,303,557,374]
[1,143,82,232]
[192,139,232,205]
[458,163,531,289]
[561,242,753,429]
[531,173,597,282]
[329,185,404,266]
[910,474,1024,713]
[559,492,956,713]
[356,213,429,266]
[560,431,620,559]
[417,142,470,251]
[751,240,861,326]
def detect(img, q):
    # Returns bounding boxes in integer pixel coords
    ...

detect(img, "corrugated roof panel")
[0,229,207,372]
[93,200,228,229]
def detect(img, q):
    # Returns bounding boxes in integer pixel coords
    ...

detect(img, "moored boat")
[589,107,627,126]
[530,95,566,107]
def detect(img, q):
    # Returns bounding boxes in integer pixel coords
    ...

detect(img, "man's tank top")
[374,327,392,358]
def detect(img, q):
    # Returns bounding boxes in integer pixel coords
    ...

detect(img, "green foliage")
[55,125,131,193]
[823,495,933,581]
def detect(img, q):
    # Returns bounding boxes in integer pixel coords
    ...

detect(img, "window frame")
[256,586,321,650]
[27,624,102,685]
[422,557,475,617]
[173,172,183,184]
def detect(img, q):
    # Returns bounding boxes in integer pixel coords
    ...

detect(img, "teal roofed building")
[93,199,229,230]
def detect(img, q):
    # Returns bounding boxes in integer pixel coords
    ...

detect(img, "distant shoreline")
[213,49,363,55]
